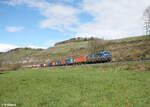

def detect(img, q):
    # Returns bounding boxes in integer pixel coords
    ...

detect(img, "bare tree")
[144,6,150,35]
[88,39,105,54]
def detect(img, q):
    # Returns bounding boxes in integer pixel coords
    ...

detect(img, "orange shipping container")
[52,62,56,66]
[61,60,65,65]
[74,56,86,63]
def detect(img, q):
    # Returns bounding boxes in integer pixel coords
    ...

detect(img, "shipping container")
[39,64,42,67]
[86,54,97,63]
[65,58,74,65]
[52,62,56,66]
[74,56,86,63]
[32,65,38,68]
[56,61,61,66]
[61,60,65,65]
[47,63,52,66]
[70,58,74,63]
[36,65,40,68]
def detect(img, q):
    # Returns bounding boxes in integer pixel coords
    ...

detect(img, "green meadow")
[0,62,150,107]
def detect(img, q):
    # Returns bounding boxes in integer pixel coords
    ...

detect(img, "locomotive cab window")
[104,51,111,55]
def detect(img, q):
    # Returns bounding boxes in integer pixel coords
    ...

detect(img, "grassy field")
[0,62,150,107]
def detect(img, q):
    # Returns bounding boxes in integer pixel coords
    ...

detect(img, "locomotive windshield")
[104,51,111,55]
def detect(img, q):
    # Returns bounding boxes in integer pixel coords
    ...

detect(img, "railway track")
[87,59,150,66]
[27,59,150,68]
[52,59,150,68]
[110,59,150,64]
[69,59,150,67]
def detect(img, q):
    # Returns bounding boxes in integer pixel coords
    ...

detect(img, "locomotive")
[30,50,112,68]
[86,51,112,63]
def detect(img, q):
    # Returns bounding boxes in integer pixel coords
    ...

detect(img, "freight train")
[26,51,112,68]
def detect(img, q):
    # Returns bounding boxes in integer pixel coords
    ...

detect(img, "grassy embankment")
[0,62,150,107]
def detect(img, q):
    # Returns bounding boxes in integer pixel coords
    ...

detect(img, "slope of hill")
[0,35,150,65]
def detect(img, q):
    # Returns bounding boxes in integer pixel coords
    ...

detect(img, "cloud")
[4,0,80,31]
[58,0,74,3]
[27,45,47,49]
[45,40,56,47]
[0,43,47,52]
[0,44,18,52]
[77,0,150,39]
[63,0,74,3]
[75,33,96,38]
[3,0,150,39]
[40,4,80,31]
[6,26,24,32]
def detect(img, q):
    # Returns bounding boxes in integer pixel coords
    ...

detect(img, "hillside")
[0,35,150,65]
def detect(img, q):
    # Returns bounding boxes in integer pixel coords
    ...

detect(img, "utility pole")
[144,6,150,35]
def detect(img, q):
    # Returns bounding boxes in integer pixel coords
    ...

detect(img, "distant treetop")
[55,37,102,46]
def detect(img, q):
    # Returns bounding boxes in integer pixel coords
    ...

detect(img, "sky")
[0,0,150,52]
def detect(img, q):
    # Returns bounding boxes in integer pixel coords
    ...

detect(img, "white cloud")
[77,0,150,39]
[75,33,96,38]
[4,0,80,31]
[6,26,24,32]
[45,40,56,47]
[40,4,80,31]
[27,45,47,49]
[0,44,18,52]
[0,44,47,52]
[58,0,74,3]
[4,0,150,39]
[63,0,74,3]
